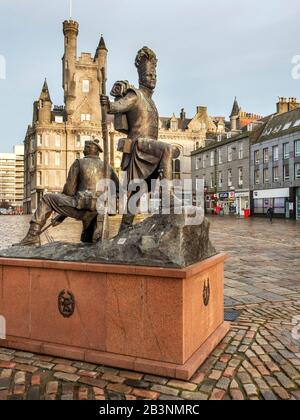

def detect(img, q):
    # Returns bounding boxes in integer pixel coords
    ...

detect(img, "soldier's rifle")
[100,66,110,240]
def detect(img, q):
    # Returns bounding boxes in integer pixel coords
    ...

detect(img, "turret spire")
[230,97,240,118]
[39,79,52,103]
[95,35,108,59]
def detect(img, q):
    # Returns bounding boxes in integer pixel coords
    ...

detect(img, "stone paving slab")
[0,216,299,400]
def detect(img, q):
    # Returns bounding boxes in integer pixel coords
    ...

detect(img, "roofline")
[191,132,250,156]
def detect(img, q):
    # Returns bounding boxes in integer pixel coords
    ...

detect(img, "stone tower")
[23,20,108,214]
[63,20,79,116]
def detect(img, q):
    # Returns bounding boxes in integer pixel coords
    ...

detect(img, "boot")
[119,213,135,233]
[14,223,41,247]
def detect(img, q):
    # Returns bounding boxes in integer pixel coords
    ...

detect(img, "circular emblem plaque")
[58,290,75,318]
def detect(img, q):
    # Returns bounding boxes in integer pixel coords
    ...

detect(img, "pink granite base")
[0,254,229,380]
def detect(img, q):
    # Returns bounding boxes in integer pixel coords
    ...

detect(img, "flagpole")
[69,0,73,19]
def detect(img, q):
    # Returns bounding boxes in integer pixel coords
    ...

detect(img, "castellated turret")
[63,20,79,116]
[37,79,52,124]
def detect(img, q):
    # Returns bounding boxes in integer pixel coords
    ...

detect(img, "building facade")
[24,20,107,214]
[0,145,24,212]
[108,106,227,181]
[191,132,254,216]
[191,98,263,216]
[250,104,300,219]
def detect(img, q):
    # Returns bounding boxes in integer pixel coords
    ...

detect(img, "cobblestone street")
[0,215,300,400]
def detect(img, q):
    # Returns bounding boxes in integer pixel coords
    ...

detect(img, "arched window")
[172,159,181,179]
[172,146,181,179]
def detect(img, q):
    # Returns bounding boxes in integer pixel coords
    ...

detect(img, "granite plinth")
[0,253,229,380]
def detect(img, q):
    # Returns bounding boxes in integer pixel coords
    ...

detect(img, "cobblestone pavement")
[0,215,300,400]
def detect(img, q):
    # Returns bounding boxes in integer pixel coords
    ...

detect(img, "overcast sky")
[1,0,300,152]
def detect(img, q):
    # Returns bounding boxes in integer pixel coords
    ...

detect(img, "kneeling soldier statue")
[18,139,119,246]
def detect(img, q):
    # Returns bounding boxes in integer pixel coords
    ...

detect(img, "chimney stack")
[180,108,186,120]
[277,97,300,114]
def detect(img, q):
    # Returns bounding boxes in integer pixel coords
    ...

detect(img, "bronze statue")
[101,47,174,232]
[18,140,119,246]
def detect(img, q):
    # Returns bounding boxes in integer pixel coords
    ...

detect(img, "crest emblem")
[203,279,210,307]
[58,290,75,318]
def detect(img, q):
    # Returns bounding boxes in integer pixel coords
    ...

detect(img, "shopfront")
[217,191,236,215]
[205,191,217,213]
[235,192,250,216]
[253,188,290,218]
[296,188,300,221]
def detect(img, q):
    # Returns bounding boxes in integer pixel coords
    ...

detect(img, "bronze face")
[139,64,157,91]
[83,143,100,157]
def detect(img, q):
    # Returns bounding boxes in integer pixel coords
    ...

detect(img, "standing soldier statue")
[17,140,119,246]
[101,47,174,232]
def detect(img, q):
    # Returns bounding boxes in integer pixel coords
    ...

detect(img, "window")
[295,140,300,157]
[37,134,42,146]
[255,169,260,185]
[255,150,260,164]
[76,135,81,148]
[263,168,269,183]
[55,135,61,147]
[238,167,243,186]
[210,173,214,189]
[218,171,223,188]
[82,79,90,93]
[263,148,269,163]
[283,163,290,181]
[273,166,279,182]
[203,155,206,169]
[218,149,222,164]
[45,134,49,147]
[273,146,279,162]
[55,116,64,124]
[37,172,42,186]
[228,146,233,162]
[195,157,201,170]
[210,151,215,167]
[295,163,300,179]
[283,143,289,159]
[44,151,49,166]
[228,169,232,187]
[173,159,181,179]
[31,155,35,167]
[44,172,48,186]
[55,152,61,166]
[37,152,42,165]
[81,114,91,122]
[239,143,243,159]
